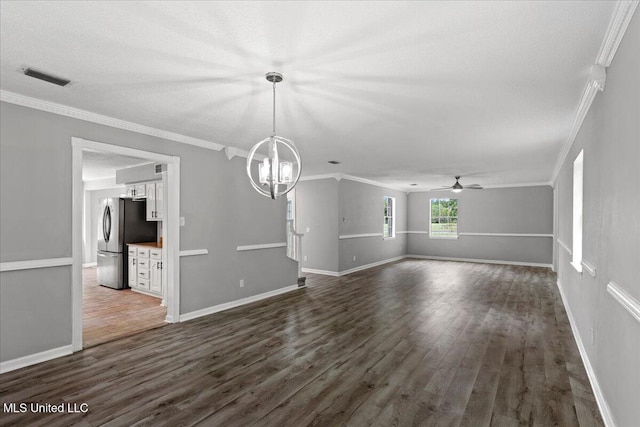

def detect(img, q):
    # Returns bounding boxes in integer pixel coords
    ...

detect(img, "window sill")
[383,236,396,240]
[570,260,583,273]
[429,235,459,240]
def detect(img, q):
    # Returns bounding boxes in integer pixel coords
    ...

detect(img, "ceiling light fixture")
[246,72,301,199]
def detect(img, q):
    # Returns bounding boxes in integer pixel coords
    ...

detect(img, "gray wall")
[407,186,553,264]
[295,179,339,272]
[295,178,407,273]
[0,101,298,363]
[338,179,407,272]
[555,11,639,426]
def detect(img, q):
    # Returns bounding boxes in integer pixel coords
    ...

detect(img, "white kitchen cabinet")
[146,181,163,221]
[127,244,163,298]
[128,255,137,288]
[125,184,146,198]
[150,259,162,293]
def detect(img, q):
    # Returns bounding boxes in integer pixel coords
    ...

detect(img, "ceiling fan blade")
[465,186,483,190]
[465,184,482,187]
[431,187,453,192]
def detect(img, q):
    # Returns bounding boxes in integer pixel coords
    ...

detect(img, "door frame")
[71,137,181,351]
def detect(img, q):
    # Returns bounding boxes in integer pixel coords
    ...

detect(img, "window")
[572,150,583,272]
[430,198,458,238]
[383,196,395,238]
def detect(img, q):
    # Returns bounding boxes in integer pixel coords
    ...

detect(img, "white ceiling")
[0,1,616,189]
[82,150,149,182]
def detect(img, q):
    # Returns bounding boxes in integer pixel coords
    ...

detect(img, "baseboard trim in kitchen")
[179,284,302,322]
[0,344,73,374]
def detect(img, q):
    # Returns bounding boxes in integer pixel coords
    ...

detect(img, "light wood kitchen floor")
[83,267,166,348]
[0,260,602,426]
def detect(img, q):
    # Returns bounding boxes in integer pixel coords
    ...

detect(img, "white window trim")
[571,150,584,273]
[429,198,459,239]
[383,196,396,239]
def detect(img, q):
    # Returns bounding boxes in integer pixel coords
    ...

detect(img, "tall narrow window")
[430,198,458,238]
[572,150,583,272]
[383,196,395,238]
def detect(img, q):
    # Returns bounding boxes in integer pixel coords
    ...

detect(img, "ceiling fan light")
[452,188,463,193]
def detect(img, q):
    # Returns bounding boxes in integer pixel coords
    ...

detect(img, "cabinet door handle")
[133,259,136,265]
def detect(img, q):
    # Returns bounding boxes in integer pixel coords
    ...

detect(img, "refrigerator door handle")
[104,205,111,243]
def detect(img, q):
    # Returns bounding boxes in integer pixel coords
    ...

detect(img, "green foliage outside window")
[430,198,458,237]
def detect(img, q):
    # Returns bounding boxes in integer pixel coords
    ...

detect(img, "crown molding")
[551,0,637,184]
[407,181,552,193]
[550,72,606,184]
[0,90,225,152]
[339,174,406,191]
[596,1,639,67]
[299,173,342,182]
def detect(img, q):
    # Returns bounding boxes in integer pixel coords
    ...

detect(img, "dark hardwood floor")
[0,259,603,426]
[83,267,166,348]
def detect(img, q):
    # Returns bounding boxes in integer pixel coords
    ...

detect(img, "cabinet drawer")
[137,248,150,258]
[137,278,150,290]
[138,258,150,269]
[150,249,162,260]
[128,247,137,256]
[138,268,150,279]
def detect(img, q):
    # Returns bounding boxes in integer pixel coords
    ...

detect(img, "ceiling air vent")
[328,160,341,165]
[23,68,70,87]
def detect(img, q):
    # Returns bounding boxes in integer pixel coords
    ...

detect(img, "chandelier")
[246,72,301,199]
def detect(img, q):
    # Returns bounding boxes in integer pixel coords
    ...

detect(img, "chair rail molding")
[338,233,384,240]
[557,239,572,256]
[458,232,553,238]
[0,257,73,272]
[236,242,287,251]
[607,281,640,324]
[581,260,597,277]
[179,249,209,257]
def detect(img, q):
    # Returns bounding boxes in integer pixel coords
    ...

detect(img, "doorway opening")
[72,138,180,351]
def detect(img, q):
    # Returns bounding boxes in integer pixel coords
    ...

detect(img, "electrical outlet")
[239,279,244,288]
[353,256,356,261]
[304,256,308,262]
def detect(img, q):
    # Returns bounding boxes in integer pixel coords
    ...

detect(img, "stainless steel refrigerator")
[97,197,157,289]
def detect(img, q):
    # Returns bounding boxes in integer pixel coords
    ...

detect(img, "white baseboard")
[339,255,406,276]
[301,268,340,276]
[406,254,552,269]
[302,255,407,277]
[180,284,301,322]
[82,262,97,268]
[556,280,615,427]
[0,344,73,374]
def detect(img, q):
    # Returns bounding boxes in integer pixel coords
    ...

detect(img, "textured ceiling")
[0,1,616,189]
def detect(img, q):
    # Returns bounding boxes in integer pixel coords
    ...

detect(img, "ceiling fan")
[432,176,483,193]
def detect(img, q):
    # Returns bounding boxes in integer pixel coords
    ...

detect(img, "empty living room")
[0,1,638,426]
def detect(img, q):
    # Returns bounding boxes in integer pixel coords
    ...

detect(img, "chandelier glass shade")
[246,72,301,199]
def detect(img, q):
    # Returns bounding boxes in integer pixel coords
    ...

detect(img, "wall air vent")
[154,163,167,174]
[23,68,71,87]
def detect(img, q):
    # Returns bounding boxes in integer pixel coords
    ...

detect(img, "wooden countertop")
[128,242,162,248]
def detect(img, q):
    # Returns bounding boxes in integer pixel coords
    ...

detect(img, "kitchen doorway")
[72,137,181,352]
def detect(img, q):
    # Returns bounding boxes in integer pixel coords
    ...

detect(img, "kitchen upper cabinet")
[146,181,163,221]
[125,184,146,198]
